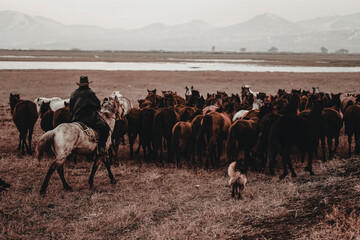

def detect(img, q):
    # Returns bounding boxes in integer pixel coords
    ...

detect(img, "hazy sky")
[1,0,359,29]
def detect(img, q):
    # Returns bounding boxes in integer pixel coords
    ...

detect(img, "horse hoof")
[40,189,46,196]
[291,173,297,178]
[64,186,73,191]
[110,179,117,184]
[279,173,287,180]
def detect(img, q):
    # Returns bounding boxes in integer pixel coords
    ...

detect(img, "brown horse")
[9,93,38,155]
[53,102,71,128]
[152,108,180,163]
[226,118,260,171]
[139,107,155,162]
[39,101,54,132]
[110,116,128,165]
[125,108,142,159]
[323,108,342,159]
[172,121,192,168]
[344,104,360,158]
[202,111,231,169]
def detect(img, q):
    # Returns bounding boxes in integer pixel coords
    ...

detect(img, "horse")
[152,108,180,163]
[178,106,202,122]
[139,108,155,162]
[267,98,323,180]
[232,98,263,122]
[52,102,71,128]
[109,116,128,165]
[39,102,54,132]
[323,108,342,159]
[110,91,133,117]
[125,108,142,159]
[34,97,69,113]
[226,118,260,171]
[36,96,121,195]
[201,111,231,169]
[172,121,192,168]
[9,93,38,155]
[344,104,360,158]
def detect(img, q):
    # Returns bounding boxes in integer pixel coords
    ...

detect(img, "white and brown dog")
[228,161,247,199]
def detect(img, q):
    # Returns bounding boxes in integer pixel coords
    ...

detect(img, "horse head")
[40,102,52,117]
[9,93,21,114]
[147,89,156,94]
[101,96,120,119]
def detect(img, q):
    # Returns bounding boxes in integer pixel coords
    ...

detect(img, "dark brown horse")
[267,97,323,179]
[344,104,360,158]
[125,108,142,159]
[53,102,71,128]
[323,107,342,160]
[226,118,260,171]
[110,116,128,165]
[139,107,155,162]
[202,112,231,169]
[39,101,54,132]
[9,93,38,154]
[172,121,192,168]
[152,108,180,163]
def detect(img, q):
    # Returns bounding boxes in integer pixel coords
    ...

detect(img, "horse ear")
[185,86,188,90]
[191,86,193,90]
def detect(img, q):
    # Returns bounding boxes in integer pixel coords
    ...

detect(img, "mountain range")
[0,10,359,52]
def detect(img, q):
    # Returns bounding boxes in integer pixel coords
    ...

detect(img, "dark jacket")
[70,86,101,126]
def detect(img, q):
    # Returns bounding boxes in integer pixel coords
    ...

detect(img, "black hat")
[76,76,92,86]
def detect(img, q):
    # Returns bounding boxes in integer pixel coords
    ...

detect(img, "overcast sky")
[1,0,359,29]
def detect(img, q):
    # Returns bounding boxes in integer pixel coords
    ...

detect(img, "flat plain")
[0,50,359,239]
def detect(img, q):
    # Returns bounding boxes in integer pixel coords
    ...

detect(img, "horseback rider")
[69,76,109,156]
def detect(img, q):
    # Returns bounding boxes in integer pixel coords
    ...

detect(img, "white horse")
[34,97,70,113]
[110,91,133,117]
[232,98,264,122]
[36,96,121,195]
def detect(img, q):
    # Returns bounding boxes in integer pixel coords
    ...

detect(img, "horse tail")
[36,130,55,160]
[226,123,237,163]
[267,119,280,171]
[202,114,213,143]
[172,123,181,164]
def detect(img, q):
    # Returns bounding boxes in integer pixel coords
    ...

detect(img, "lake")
[0,60,359,73]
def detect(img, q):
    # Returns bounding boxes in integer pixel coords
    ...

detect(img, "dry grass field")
[0,51,359,239]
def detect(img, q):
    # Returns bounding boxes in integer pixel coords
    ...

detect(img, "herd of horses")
[8,85,360,194]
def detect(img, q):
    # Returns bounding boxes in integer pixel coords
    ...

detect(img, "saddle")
[74,122,99,143]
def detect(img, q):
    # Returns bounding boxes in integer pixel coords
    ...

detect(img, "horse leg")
[88,156,100,188]
[102,157,116,184]
[128,132,135,159]
[327,136,334,160]
[320,136,327,162]
[56,164,72,191]
[279,148,289,180]
[17,133,21,150]
[355,131,360,155]
[40,161,58,195]
[305,149,314,176]
[28,126,34,155]
[347,134,352,158]
[135,134,141,155]
[334,133,340,155]
[287,151,297,178]
[231,184,235,198]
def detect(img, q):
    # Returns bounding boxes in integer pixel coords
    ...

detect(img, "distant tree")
[320,47,328,54]
[268,47,278,53]
[212,46,216,52]
[240,48,247,53]
[336,48,349,54]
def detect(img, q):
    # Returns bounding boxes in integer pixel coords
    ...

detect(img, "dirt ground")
[0,51,359,239]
